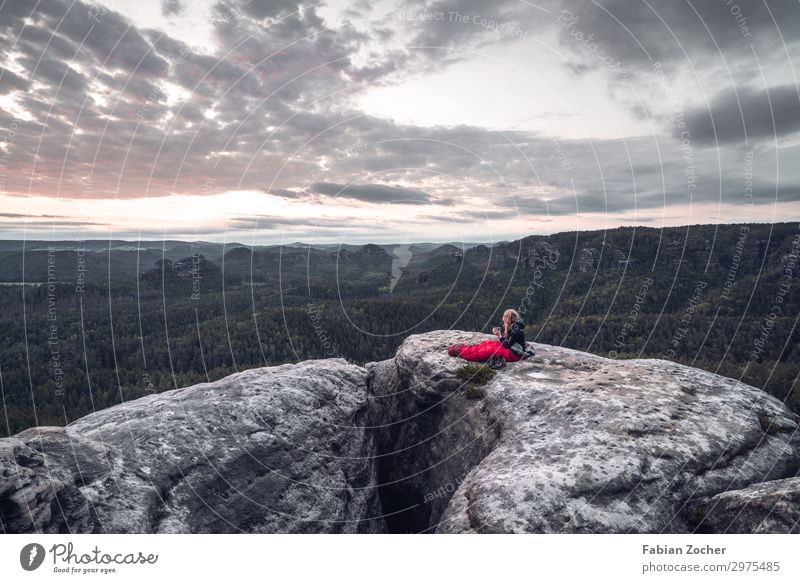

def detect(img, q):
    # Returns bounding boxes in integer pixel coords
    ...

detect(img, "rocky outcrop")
[0,428,107,533]
[2,330,799,534]
[685,476,800,533]
[367,331,800,533]
[0,360,381,533]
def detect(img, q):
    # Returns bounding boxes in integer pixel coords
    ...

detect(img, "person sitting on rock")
[447,308,534,367]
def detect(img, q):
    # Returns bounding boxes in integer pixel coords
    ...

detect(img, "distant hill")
[0,239,484,284]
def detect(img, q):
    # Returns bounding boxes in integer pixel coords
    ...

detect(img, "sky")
[1,0,800,243]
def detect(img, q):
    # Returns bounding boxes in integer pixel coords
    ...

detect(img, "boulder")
[367,331,800,533]
[0,359,381,533]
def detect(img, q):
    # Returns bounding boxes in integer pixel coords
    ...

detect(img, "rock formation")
[2,331,799,534]
[369,331,800,533]
[0,360,381,533]
[685,476,800,533]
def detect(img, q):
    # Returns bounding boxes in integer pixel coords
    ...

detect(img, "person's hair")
[502,308,520,337]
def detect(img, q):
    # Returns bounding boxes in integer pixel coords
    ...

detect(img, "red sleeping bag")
[449,339,523,363]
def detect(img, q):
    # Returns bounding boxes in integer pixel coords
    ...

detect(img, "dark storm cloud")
[310,182,431,204]
[679,84,800,145]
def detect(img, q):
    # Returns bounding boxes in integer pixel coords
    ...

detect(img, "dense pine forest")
[1,222,799,436]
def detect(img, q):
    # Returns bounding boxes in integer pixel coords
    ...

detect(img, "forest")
[1,222,799,436]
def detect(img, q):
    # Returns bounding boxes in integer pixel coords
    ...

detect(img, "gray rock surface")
[0,359,382,533]
[685,476,800,533]
[3,330,799,534]
[367,331,800,533]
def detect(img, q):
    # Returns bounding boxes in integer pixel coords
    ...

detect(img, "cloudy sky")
[1,0,799,243]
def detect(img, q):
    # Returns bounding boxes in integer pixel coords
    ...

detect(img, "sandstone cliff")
[1,360,380,533]
[2,331,799,533]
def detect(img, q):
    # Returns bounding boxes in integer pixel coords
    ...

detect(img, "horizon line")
[0,219,796,247]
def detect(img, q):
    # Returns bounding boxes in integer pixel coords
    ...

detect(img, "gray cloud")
[264,188,303,198]
[0,220,104,227]
[556,0,800,73]
[0,0,398,198]
[679,84,800,145]
[449,209,514,220]
[0,0,799,232]
[161,0,184,17]
[0,68,29,93]
[0,213,74,219]
[309,182,431,204]
[230,214,352,229]
[397,0,552,59]
[414,213,475,223]
[549,0,800,150]
[504,177,800,217]
[235,0,314,21]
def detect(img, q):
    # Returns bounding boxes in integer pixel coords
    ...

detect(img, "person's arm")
[501,325,524,348]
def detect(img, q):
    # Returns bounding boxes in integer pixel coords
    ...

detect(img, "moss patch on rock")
[455,363,496,384]
[464,384,486,399]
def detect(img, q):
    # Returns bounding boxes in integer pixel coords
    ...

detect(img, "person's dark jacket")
[499,319,526,349]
